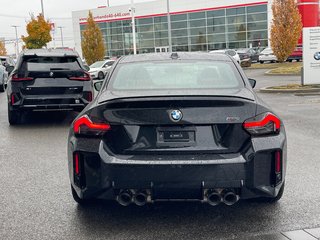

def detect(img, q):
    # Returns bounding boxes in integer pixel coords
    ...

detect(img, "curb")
[264,69,300,76]
[259,87,320,93]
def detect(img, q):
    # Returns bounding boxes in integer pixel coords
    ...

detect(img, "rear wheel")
[98,71,104,80]
[259,61,264,64]
[71,185,90,205]
[0,83,4,92]
[8,105,21,125]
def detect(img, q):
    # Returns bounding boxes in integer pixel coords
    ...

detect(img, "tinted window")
[22,57,81,72]
[110,61,241,90]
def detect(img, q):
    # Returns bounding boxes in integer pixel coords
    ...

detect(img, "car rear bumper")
[68,131,287,202]
[9,94,89,111]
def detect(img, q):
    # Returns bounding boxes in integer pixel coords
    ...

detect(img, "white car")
[89,60,115,79]
[259,48,278,63]
[210,49,240,64]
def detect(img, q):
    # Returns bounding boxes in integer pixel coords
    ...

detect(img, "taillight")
[83,91,93,102]
[73,115,111,136]
[69,72,91,81]
[243,112,281,136]
[11,74,34,81]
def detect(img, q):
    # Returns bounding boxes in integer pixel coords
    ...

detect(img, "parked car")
[6,48,93,125]
[209,49,240,63]
[0,64,8,92]
[0,55,15,68]
[236,48,260,62]
[259,48,278,63]
[287,45,302,62]
[68,52,286,206]
[89,60,115,79]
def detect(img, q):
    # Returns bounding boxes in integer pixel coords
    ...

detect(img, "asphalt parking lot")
[1,68,320,240]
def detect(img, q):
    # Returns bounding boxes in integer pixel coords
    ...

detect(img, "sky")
[0,0,151,55]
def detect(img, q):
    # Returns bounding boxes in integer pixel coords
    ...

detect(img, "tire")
[98,71,104,80]
[71,185,90,205]
[288,59,293,62]
[8,105,21,125]
[259,61,264,64]
[0,83,4,92]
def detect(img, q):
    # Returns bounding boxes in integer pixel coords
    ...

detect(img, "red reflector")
[73,115,111,134]
[85,91,93,102]
[74,153,80,175]
[275,151,281,173]
[69,72,91,81]
[11,74,34,81]
[11,94,15,105]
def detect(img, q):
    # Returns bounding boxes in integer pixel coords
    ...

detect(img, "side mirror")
[6,65,14,74]
[248,78,256,88]
[83,65,90,71]
[94,81,103,92]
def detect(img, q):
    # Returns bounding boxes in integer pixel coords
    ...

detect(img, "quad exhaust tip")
[206,189,222,206]
[117,190,133,206]
[133,191,148,206]
[222,190,240,206]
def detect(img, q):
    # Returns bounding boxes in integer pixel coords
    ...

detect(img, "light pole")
[58,26,64,47]
[130,0,137,55]
[41,0,44,16]
[166,0,172,52]
[11,25,19,59]
[106,0,110,7]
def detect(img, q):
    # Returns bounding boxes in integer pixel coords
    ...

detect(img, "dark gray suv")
[6,49,93,125]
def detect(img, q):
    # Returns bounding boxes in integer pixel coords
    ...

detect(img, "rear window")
[21,57,81,72]
[109,61,242,90]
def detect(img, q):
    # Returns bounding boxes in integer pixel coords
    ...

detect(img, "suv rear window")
[110,61,242,90]
[21,57,81,72]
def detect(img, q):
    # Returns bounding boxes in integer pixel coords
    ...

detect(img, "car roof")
[22,48,79,57]
[118,52,232,63]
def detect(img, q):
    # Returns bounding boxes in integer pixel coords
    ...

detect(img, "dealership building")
[72,0,319,57]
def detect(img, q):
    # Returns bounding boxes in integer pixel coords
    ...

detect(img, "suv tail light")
[243,112,281,136]
[69,72,91,81]
[73,115,111,136]
[11,74,34,81]
[83,91,93,102]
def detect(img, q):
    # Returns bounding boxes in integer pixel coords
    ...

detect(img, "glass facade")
[80,4,268,57]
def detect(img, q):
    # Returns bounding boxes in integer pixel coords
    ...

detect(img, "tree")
[81,11,105,65]
[270,0,302,62]
[22,14,52,49]
[0,40,7,55]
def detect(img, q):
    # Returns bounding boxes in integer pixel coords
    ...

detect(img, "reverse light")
[11,74,34,81]
[73,115,111,136]
[243,112,281,136]
[69,72,91,81]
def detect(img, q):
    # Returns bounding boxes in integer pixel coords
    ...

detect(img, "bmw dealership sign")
[303,27,320,84]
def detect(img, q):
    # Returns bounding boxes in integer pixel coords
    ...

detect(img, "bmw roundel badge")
[170,110,183,122]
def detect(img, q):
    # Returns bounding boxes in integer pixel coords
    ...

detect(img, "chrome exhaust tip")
[117,190,133,206]
[133,191,148,206]
[206,189,222,206]
[222,190,239,206]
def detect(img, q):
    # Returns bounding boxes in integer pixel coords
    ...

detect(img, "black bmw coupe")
[68,52,286,206]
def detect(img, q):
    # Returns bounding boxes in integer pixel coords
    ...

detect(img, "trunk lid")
[93,90,256,155]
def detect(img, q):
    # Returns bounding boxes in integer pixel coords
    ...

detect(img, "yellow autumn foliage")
[81,11,106,65]
[22,14,52,49]
[0,40,7,55]
[270,0,302,62]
